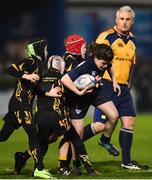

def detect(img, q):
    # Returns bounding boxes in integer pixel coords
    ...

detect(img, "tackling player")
[14,55,99,176]
[0,39,61,179]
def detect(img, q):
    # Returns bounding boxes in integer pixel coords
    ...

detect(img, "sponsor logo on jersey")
[75,109,81,114]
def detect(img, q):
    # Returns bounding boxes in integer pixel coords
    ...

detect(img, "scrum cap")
[65,34,86,55]
[48,55,65,75]
[26,39,48,61]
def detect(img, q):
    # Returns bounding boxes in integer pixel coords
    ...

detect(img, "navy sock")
[119,128,133,164]
[82,124,96,141]
[100,134,111,144]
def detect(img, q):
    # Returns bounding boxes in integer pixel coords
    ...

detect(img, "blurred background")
[0,0,152,115]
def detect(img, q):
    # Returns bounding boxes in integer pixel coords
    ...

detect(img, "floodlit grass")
[0,113,152,179]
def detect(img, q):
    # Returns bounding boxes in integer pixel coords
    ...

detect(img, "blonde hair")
[116,6,135,19]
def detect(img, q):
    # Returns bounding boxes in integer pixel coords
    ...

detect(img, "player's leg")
[56,114,99,176]
[71,118,84,165]
[0,112,19,142]
[66,124,100,176]
[63,110,84,173]
[117,87,148,169]
[37,122,52,157]
[21,111,54,178]
[119,116,136,168]
[72,118,84,138]
[97,101,118,138]
[0,112,30,175]
[96,101,120,156]
[119,116,148,170]
[58,137,71,175]
[14,149,31,175]
[69,104,90,173]
[14,129,57,175]
[82,120,105,141]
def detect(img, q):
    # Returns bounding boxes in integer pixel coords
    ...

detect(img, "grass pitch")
[0,113,152,179]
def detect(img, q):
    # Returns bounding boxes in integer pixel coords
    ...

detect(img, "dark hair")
[87,42,114,62]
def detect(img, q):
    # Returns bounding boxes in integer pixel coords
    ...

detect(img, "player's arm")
[6,58,39,82]
[22,74,40,83]
[107,66,121,96]
[6,62,25,78]
[35,81,62,98]
[45,86,62,97]
[128,64,134,89]
[128,53,136,88]
[61,74,91,96]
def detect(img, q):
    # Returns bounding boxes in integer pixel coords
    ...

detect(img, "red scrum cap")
[65,34,86,55]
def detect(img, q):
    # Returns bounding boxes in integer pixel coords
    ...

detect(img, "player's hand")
[113,82,121,96]
[78,86,93,96]
[95,75,101,82]
[22,74,40,83]
[46,86,62,97]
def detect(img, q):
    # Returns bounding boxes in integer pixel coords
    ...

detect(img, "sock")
[73,159,81,168]
[82,124,96,141]
[58,160,68,170]
[66,144,72,167]
[119,128,133,164]
[100,134,111,144]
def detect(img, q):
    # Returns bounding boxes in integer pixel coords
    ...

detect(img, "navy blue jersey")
[65,57,112,119]
[67,57,112,81]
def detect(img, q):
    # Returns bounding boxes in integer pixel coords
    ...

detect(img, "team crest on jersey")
[91,71,96,77]
[75,108,81,114]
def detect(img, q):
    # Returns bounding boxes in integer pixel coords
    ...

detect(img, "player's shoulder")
[96,28,114,44]
[64,53,76,61]
[19,57,35,63]
[97,28,114,38]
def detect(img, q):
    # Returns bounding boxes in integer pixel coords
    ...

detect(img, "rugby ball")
[74,74,96,90]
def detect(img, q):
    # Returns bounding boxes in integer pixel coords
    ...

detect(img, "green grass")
[0,114,152,179]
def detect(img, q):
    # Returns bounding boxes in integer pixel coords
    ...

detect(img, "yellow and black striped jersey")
[36,69,68,117]
[64,53,84,74]
[6,57,45,111]
[96,25,136,85]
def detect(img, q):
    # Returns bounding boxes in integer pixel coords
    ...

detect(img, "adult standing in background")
[83,6,148,170]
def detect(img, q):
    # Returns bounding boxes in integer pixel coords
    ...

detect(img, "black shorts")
[35,110,71,136]
[67,87,111,119]
[3,110,33,128]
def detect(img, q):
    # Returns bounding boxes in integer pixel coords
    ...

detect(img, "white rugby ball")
[74,74,96,90]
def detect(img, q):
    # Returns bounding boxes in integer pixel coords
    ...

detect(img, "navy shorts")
[67,87,111,119]
[94,79,136,123]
